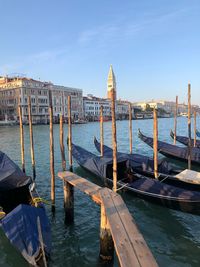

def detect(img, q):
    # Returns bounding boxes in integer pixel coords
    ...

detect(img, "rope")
[159,175,169,183]
[32,197,53,206]
[116,183,129,192]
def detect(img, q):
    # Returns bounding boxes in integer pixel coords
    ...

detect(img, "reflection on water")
[0,117,200,266]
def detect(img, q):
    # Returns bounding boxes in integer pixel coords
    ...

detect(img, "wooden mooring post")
[60,114,66,171]
[174,96,178,145]
[57,171,158,267]
[18,105,25,173]
[111,89,117,192]
[194,110,196,148]
[63,95,74,223]
[188,83,192,170]
[100,105,104,157]
[129,102,132,154]
[49,92,55,212]
[28,96,36,180]
[153,108,158,178]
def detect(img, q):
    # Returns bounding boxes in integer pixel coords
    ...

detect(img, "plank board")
[100,188,158,267]
[175,169,200,184]
[58,171,102,204]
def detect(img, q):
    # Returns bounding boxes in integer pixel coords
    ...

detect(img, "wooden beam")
[18,105,25,173]
[174,96,178,145]
[188,83,191,170]
[28,96,36,180]
[100,188,158,267]
[111,89,117,192]
[58,171,102,205]
[153,108,158,178]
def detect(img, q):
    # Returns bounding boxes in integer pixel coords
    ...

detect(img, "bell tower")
[107,65,116,100]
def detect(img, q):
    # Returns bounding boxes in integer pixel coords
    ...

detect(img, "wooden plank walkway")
[57,171,158,267]
[58,171,102,204]
[100,188,158,267]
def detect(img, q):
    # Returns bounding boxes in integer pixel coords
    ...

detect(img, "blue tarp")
[0,151,31,191]
[0,204,51,266]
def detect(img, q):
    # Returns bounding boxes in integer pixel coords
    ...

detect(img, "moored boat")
[0,151,51,266]
[170,130,200,148]
[138,130,200,165]
[71,142,200,215]
[94,137,200,190]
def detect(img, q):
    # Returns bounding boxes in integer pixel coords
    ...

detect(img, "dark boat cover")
[170,130,200,148]
[138,130,200,164]
[94,137,173,174]
[0,204,51,266]
[0,151,31,191]
[71,143,200,206]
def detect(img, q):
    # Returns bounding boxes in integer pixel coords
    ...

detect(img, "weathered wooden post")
[153,108,158,178]
[174,96,178,145]
[49,91,55,212]
[60,114,66,171]
[18,105,25,173]
[111,89,117,192]
[194,110,196,148]
[63,95,74,224]
[129,102,132,154]
[100,105,104,157]
[188,83,192,170]
[99,202,114,262]
[68,95,73,171]
[28,96,36,180]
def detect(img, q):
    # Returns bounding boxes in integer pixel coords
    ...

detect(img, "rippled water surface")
[0,117,200,267]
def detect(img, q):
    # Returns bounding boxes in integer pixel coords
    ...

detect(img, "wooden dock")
[58,171,158,267]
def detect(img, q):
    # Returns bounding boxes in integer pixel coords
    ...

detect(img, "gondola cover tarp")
[0,204,51,266]
[0,151,31,191]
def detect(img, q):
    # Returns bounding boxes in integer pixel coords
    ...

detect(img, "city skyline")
[0,1,200,104]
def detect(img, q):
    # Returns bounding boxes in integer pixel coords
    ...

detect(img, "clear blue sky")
[0,0,200,104]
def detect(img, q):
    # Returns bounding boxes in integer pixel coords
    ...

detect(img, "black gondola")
[138,130,200,165]
[71,141,200,216]
[0,151,51,266]
[94,137,200,190]
[170,130,200,148]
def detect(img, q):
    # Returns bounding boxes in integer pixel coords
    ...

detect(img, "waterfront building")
[83,94,111,121]
[107,65,117,100]
[0,75,83,123]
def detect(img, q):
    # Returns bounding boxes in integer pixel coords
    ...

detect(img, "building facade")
[0,76,83,123]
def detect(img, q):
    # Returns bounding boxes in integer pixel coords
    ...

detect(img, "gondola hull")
[71,142,200,216]
[0,151,51,266]
[94,137,200,191]
[138,130,200,165]
[170,130,200,148]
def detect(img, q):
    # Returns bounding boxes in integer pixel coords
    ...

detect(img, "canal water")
[0,117,200,267]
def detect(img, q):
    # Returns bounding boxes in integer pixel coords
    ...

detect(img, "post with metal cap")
[111,89,117,192]
[188,83,192,169]
[194,110,196,148]
[153,108,158,178]
[28,96,36,180]
[100,105,104,157]
[129,102,132,154]
[49,91,55,212]
[18,105,25,173]
[174,96,178,145]
[63,95,74,224]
